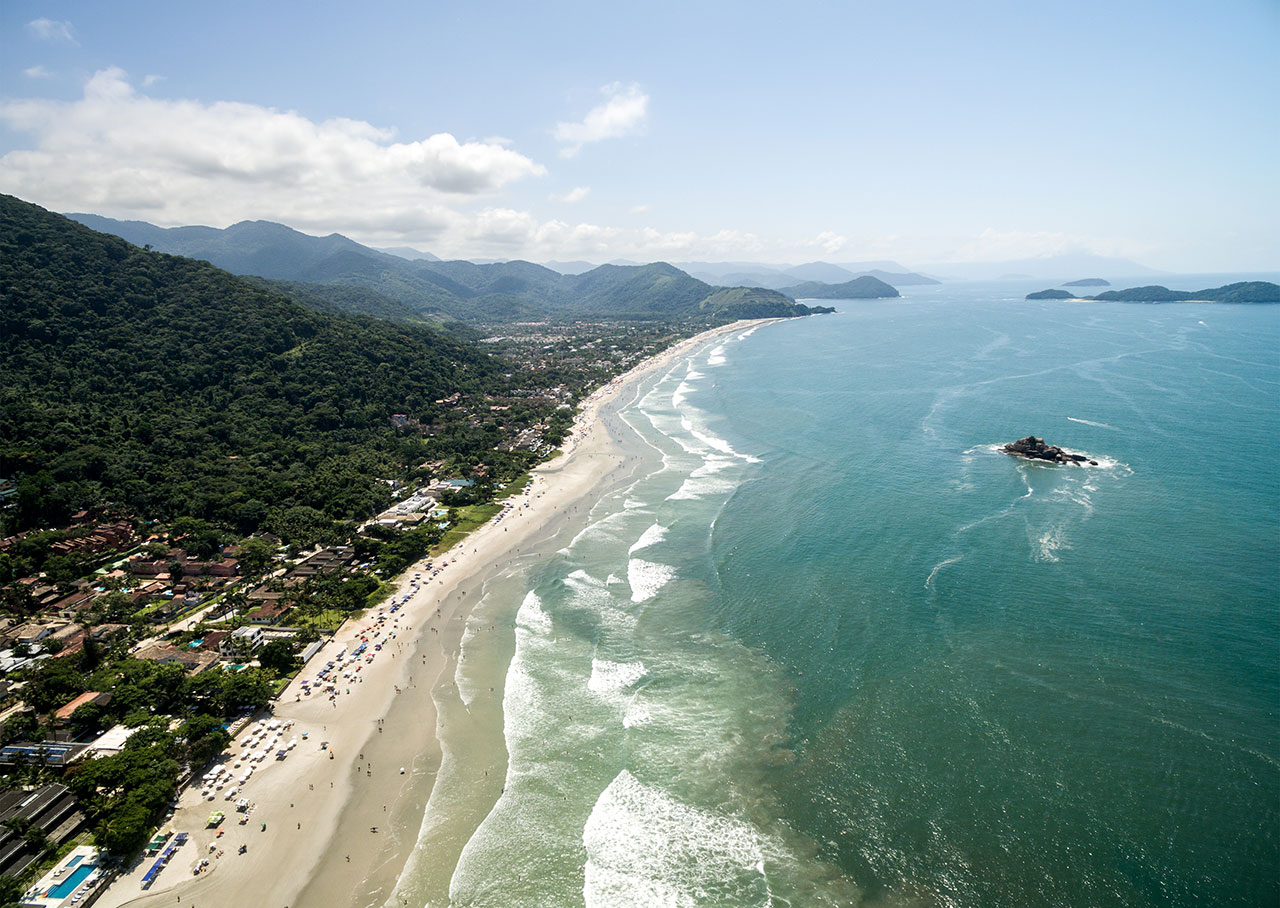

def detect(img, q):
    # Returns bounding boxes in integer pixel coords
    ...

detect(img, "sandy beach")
[94,319,775,908]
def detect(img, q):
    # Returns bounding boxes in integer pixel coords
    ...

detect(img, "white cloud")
[630,203,651,214]
[554,83,648,158]
[142,74,165,87]
[0,68,546,243]
[813,231,848,255]
[551,186,590,203]
[22,66,52,79]
[26,18,76,44]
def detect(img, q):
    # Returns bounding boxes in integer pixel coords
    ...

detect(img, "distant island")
[1062,278,1110,287]
[1004,436,1097,466]
[1090,282,1280,303]
[782,275,900,300]
[1026,289,1073,300]
[1026,281,1280,304]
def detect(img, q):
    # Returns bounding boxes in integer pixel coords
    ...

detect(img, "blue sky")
[1,0,1276,270]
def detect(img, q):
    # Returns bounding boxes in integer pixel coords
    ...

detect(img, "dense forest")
[0,195,516,539]
[1089,282,1280,303]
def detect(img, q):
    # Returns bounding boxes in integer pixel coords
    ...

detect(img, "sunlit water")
[399,279,1279,907]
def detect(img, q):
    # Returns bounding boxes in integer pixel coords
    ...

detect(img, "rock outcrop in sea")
[1003,436,1098,466]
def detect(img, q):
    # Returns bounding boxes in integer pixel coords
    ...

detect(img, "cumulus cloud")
[813,231,848,255]
[551,186,590,203]
[554,83,649,157]
[0,68,546,242]
[22,65,51,79]
[27,18,76,44]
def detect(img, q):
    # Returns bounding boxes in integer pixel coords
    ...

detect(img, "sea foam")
[583,771,774,907]
[515,590,551,636]
[588,659,648,696]
[628,523,668,555]
[628,558,676,602]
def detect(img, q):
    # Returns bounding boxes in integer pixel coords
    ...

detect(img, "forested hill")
[0,194,504,537]
[781,275,901,299]
[1088,282,1280,303]
[66,212,830,322]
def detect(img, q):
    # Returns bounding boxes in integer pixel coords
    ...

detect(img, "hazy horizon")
[1,1,1276,271]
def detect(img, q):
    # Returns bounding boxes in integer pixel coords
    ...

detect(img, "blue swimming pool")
[47,863,94,898]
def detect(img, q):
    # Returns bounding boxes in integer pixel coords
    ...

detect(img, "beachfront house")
[220,625,265,661]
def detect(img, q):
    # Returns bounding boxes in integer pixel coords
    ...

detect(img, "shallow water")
[396,283,1279,907]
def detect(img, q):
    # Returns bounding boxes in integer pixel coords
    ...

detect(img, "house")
[81,723,139,758]
[220,625,264,660]
[0,784,85,878]
[51,590,93,620]
[131,642,220,674]
[54,691,111,725]
[89,624,130,643]
[8,623,55,648]
[246,601,290,625]
[197,630,228,653]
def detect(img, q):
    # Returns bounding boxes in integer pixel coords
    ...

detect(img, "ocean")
[398,278,1279,907]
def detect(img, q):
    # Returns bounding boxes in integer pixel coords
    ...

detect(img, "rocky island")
[1026,289,1073,300]
[1003,436,1097,465]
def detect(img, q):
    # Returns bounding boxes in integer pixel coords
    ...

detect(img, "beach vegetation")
[432,503,503,556]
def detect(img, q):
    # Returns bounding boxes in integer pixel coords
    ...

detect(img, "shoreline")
[95,317,780,908]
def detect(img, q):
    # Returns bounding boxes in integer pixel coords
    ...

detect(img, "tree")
[213,669,271,717]
[143,541,170,559]
[0,874,24,904]
[180,714,230,766]
[169,518,223,560]
[237,537,276,575]
[0,713,38,746]
[256,640,299,676]
[69,701,108,738]
[23,658,86,713]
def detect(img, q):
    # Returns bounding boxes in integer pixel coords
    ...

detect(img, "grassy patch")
[431,502,502,556]
[289,609,350,631]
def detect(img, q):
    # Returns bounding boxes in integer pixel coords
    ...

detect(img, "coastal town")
[0,318,704,907]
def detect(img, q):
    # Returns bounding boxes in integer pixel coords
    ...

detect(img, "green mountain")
[66,214,395,280]
[64,213,827,322]
[781,275,901,299]
[2,194,506,538]
[1089,282,1280,303]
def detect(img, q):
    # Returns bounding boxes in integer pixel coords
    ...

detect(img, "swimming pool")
[47,863,94,898]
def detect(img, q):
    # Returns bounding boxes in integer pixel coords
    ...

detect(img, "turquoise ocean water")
[425,278,1279,907]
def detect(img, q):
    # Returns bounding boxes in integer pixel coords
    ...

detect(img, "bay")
[417,279,1280,907]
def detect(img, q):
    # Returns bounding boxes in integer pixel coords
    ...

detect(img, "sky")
[1,0,1277,271]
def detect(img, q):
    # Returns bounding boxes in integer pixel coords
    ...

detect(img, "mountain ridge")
[65,212,830,323]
